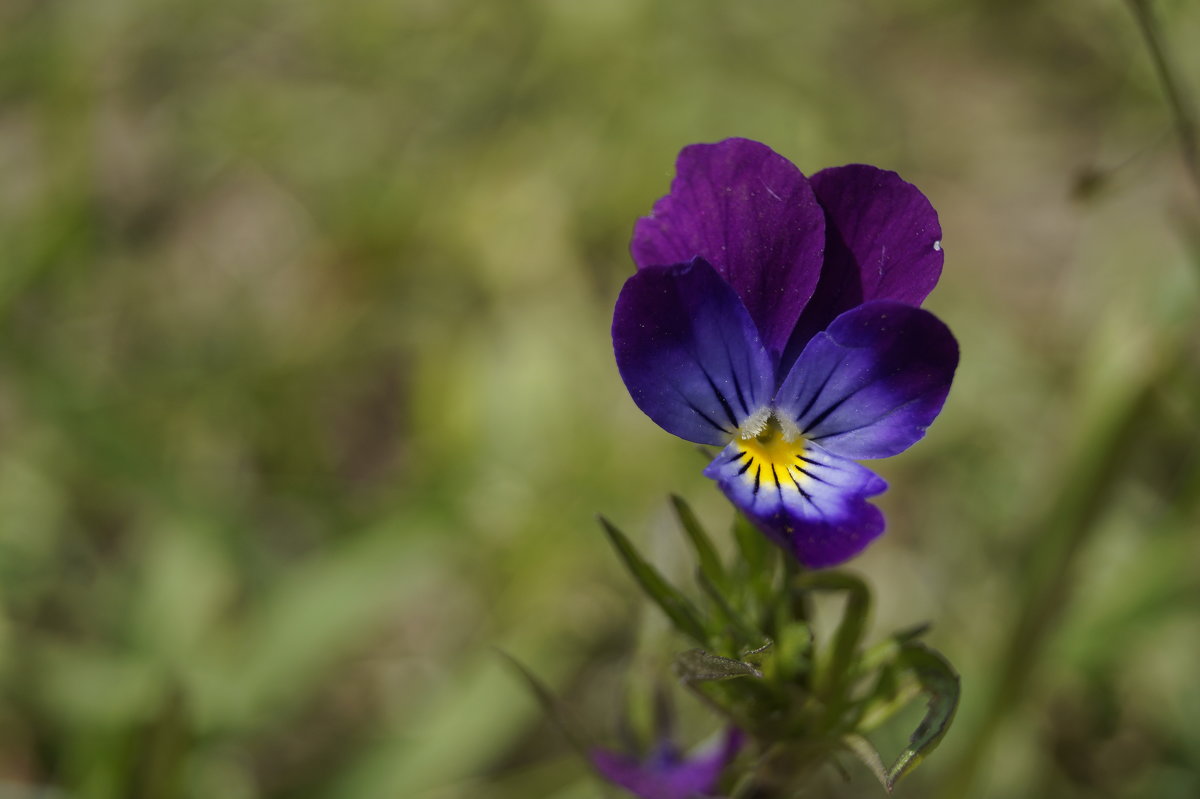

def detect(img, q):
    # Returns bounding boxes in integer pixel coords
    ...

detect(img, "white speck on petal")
[933,240,942,252]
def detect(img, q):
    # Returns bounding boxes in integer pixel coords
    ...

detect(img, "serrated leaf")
[885,643,960,790]
[599,516,709,645]
[670,494,726,590]
[740,640,773,659]
[675,649,762,682]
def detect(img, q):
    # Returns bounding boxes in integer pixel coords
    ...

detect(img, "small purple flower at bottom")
[591,728,744,799]
[613,139,958,568]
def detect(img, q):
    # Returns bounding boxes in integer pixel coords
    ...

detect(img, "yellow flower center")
[730,414,814,494]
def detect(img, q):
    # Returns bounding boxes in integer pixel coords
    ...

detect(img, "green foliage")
[0,0,1198,797]
[600,516,710,645]
[600,510,961,793]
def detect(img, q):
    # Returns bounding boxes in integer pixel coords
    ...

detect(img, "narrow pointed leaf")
[696,570,763,649]
[671,494,727,589]
[496,650,588,758]
[885,643,960,790]
[599,516,710,645]
[841,734,892,794]
[855,662,920,733]
[857,622,931,675]
[732,513,772,575]
[731,513,777,617]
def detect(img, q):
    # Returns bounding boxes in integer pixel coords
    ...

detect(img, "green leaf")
[670,494,726,589]
[730,513,777,617]
[854,661,920,734]
[675,649,762,682]
[885,643,960,790]
[696,569,763,649]
[495,650,588,758]
[732,513,772,577]
[857,622,931,676]
[840,734,890,793]
[768,620,813,685]
[598,516,710,645]
[793,571,870,702]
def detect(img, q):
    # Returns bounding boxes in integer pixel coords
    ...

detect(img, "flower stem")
[782,557,811,625]
[1127,0,1200,203]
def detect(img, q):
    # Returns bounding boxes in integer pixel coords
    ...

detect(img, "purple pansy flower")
[613,139,958,568]
[591,728,744,799]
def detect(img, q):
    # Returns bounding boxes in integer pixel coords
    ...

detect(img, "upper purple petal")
[591,729,743,799]
[613,258,775,445]
[631,139,826,358]
[782,164,944,369]
[775,301,958,460]
[704,440,887,568]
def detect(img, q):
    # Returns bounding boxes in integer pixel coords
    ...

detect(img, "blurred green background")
[1,0,1198,797]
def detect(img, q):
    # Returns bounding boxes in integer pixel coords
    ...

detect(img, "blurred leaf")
[942,321,1189,798]
[856,622,931,677]
[768,620,813,686]
[730,513,777,623]
[497,650,588,758]
[696,570,763,650]
[598,516,709,645]
[855,661,919,734]
[330,643,573,799]
[192,527,445,729]
[670,494,726,590]
[731,513,772,578]
[32,642,164,728]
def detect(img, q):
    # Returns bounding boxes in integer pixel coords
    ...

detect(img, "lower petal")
[704,439,887,568]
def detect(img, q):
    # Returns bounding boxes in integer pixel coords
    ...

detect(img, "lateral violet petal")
[631,138,825,357]
[704,441,887,568]
[613,258,774,446]
[775,301,958,460]
[591,729,743,799]
[783,164,944,368]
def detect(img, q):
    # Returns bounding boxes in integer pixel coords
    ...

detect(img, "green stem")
[782,558,811,626]
[1127,0,1200,202]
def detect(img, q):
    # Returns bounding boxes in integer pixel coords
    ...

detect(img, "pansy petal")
[631,138,825,357]
[776,301,958,460]
[591,750,677,799]
[613,258,774,445]
[704,440,887,568]
[591,729,743,799]
[783,164,943,367]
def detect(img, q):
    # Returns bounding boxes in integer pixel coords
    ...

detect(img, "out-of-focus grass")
[0,0,1197,797]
